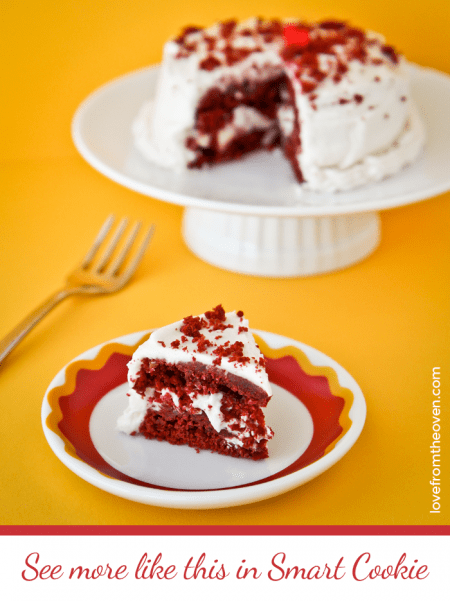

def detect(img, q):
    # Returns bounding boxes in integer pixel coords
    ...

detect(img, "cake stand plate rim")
[71,63,450,217]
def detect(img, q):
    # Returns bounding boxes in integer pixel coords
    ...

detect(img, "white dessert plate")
[42,329,366,509]
[72,63,450,217]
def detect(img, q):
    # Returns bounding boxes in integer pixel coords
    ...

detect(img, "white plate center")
[89,383,314,490]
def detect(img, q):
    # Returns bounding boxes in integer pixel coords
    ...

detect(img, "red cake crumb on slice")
[117,305,273,460]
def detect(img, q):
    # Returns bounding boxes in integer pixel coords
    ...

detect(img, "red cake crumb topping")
[212,340,251,367]
[205,304,226,321]
[281,23,377,93]
[320,20,347,30]
[204,304,234,332]
[221,19,237,38]
[178,305,243,352]
[209,322,233,332]
[196,334,212,352]
[256,19,283,36]
[338,93,367,106]
[280,21,400,93]
[180,315,207,338]
[199,56,222,71]
[381,44,399,64]
[223,46,254,67]
[173,16,402,104]
[175,25,202,45]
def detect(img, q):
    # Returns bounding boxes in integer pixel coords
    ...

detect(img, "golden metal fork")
[0,215,155,364]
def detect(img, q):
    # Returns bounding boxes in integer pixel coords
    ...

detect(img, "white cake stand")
[72,64,450,277]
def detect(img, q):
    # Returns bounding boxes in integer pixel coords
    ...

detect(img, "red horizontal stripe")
[1,526,448,536]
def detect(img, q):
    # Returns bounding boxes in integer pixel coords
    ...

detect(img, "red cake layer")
[279,78,304,183]
[186,74,286,168]
[133,358,271,460]
[139,407,269,460]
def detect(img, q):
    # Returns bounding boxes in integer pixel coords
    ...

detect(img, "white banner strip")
[2,534,448,600]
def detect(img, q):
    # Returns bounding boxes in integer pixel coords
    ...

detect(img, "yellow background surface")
[1,0,449,525]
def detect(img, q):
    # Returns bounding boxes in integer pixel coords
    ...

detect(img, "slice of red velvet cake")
[117,305,273,460]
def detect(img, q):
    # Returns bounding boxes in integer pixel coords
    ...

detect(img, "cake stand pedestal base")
[183,207,381,277]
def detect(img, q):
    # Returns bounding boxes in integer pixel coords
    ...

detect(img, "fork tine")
[95,217,129,272]
[106,220,142,276]
[81,214,115,268]
[119,223,155,283]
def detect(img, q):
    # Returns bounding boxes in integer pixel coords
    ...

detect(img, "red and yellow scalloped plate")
[42,329,366,509]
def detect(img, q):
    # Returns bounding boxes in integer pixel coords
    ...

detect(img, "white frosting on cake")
[298,104,424,192]
[133,18,425,193]
[127,310,271,394]
[117,309,273,447]
[117,387,152,434]
[282,55,424,191]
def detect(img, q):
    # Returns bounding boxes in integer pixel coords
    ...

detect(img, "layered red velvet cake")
[117,305,273,460]
[133,17,425,193]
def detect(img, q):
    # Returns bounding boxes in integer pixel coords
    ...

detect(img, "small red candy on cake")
[282,24,310,48]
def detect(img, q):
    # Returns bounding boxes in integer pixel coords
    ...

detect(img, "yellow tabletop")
[1,0,449,526]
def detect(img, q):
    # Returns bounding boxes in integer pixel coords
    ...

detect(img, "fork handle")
[0,288,76,364]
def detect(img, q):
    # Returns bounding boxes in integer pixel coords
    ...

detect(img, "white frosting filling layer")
[216,105,274,149]
[117,383,271,448]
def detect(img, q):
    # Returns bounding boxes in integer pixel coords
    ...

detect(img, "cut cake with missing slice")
[133,18,425,193]
[117,305,273,459]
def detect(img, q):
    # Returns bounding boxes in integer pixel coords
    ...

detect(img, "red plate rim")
[45,331,355,492]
